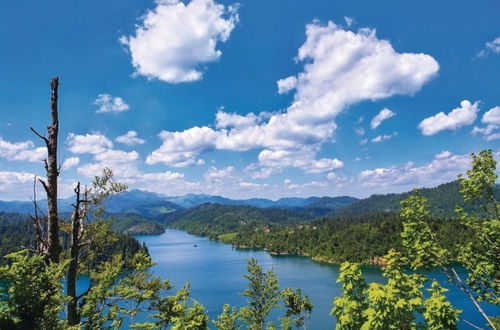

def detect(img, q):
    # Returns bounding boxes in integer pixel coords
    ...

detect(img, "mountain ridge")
[0,190,359,216]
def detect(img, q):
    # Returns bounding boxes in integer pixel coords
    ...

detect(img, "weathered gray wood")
[31,77,62,264]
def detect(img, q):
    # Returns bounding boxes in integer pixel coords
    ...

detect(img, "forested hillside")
[232,213,472,264]
[159,180,486,264]
[159,203,315,239]
[0,212,148,265]
[108,213,165,235]
[333,180,500,218]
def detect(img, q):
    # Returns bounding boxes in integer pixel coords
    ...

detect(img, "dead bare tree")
[29,176,47,255]
[67,182,87,325]
[66,170,126,326]
[29,77,127,326]
[31,77,62,264]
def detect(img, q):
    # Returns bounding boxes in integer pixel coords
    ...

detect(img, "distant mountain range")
[0,190,359,218]
[162,193,358,209]
[2,180,496,221]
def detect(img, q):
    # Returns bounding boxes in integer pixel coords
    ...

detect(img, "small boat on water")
[194,244,197,247]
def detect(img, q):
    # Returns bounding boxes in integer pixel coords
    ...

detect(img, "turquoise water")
[126,229,499,329]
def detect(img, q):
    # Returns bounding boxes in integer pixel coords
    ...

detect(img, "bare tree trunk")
[31,77,62,264]
[67,183,83,326]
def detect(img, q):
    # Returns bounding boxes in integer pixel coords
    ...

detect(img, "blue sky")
[0,0,498,200]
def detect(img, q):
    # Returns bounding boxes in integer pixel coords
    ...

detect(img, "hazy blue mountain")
[163,194,357,209]
[237,198,277,208]
[0,197,75,214]
[0,200,33,214]
[164,194,240,208]
[0,189,357,218]
[102,189,168,213]
[273,197,320,207]
[0,189,175,215]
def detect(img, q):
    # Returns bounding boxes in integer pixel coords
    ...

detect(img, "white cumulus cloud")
[215,111,266,129]
[277,76,298,94]
[146,126,218,167]
[370,108,395,129]
[13,147,46,162]
[469,105,500,141]
[147,20,438,174]
[0,137,46,163]
[485,133,500,141]
[67,133,113,154]
[94,94,130,113]
[0,170,40,200]
[61,157,80,170]
[472,125,498,136]
[418,100,479,136]
[120,0,238,83]
[435,151,452,159]
[482,106,500,125]
[306,158,344,173]
[358,153,474,189]
[115,131,146,146]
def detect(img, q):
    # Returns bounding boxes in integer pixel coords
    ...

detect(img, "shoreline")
[233,244,387,267]
[167,228,387,267]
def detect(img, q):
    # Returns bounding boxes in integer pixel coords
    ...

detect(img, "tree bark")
[32,77,62,264]
[67,182,82,325]
[46,77,61,264]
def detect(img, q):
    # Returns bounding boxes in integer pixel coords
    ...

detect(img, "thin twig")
[460,317,486,330]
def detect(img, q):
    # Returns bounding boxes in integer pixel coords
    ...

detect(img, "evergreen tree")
[212,304,241,330]
[240,258,282,330]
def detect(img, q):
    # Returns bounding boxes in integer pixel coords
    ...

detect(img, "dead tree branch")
[31,77,62,264]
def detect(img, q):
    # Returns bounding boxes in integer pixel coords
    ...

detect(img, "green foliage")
[148,282,208,329]
[362,250,426,329]
[79,254,126,329]
[80,249,173,329]
[422,281,460,330]
[332,251,460,330]
[90,168,129,217]
[237,258,313,330]
[0,248,208,329]
[458,149,498,206]
[281,287,313,329]
[456,150,500,304]
[212,304,241,330]
[240,258,282,330]
[400,190,449,270]
[331,262,368,329]
[0,250,68,330]
[218,232,237,244]
[332,149,498,330]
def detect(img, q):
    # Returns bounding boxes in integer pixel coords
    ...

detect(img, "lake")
[130,229,496,329]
